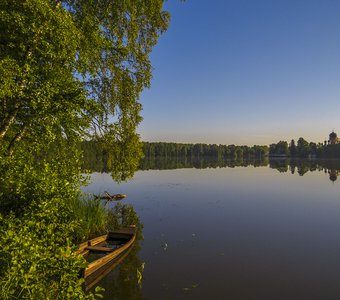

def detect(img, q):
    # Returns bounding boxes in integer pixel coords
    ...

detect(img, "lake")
[82,160,340,300]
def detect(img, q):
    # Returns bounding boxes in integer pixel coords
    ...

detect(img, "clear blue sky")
[138,0,340,146]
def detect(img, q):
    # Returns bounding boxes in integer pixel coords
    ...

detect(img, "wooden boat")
[77,226,136,281]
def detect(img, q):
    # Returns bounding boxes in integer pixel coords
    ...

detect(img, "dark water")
[82,160,340,300]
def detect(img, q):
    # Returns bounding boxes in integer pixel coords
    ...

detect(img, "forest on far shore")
[80,138,340,172]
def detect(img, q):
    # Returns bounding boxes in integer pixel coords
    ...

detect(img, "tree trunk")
[6,126,27,156]
[0,108,19,140]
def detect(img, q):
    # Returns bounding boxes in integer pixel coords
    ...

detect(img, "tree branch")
[6,125,27,156]
[0,107,19,140]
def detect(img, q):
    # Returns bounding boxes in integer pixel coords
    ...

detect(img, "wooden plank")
[76,234,108,255]
[87,234,108,246]
[85,246,114,252]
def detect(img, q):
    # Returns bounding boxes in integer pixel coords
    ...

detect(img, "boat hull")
[77,226,136,284]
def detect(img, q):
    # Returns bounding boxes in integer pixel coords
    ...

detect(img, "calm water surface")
[83,165,340,300]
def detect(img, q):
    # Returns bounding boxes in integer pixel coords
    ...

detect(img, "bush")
[0,198,98,299]
[0,143,100,299]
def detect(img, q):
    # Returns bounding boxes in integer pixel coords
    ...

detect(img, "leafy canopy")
[0,0,169,179]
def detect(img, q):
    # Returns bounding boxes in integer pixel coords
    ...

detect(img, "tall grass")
[69,195,143,244]
[70,196,107,242]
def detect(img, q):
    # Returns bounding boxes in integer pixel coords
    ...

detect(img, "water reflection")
[83,153,340,184]
[268,159,340,182]
[88,238,146,300]
[328,169,338,182]
[83,159,340,299]
[139,157,268,170]
[139,157,340,183]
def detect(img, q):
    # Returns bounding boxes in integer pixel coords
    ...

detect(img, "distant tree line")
[80,140,269,172]
[142,142,268,160]
[269,137,340,158]
[81,138,340,173]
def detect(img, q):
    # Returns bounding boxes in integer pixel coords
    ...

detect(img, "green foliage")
[269,141,289,156]
[0,199,96,299]
[0,139,84,214]
[289,139,297,156]
[0,0,88,154]
[0,141,95,299]
[136,262,145,288]
[0,0,169,179]
[0,0,169,297]
[296,137,311,158]
[141,142,268,160]
[270,138,324,158]
[100,130,143,182]
[0,130,145,298]
[318,144,340,158]
[70,197,107,243]
[64,195,143,247]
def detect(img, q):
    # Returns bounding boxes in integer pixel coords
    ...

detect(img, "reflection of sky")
[84,167,340,299]
[138,0,340,145]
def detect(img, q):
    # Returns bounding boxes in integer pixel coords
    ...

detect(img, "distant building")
[329,131,339,145]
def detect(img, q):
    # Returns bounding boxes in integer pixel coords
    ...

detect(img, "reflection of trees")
[139,157,269,170]
[96,243,148,300]
[269,159,288,173]
[139,157,340,175]
[289,160,296,174]
[268,159,340,182]
[269,159,321,175]
[89,240,147,300]
[88,204,147,300]
[328,169,338,182]
[296,165,309,176]
[85,154,340,184]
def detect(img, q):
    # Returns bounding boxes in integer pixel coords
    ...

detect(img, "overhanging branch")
[6,125,27,156]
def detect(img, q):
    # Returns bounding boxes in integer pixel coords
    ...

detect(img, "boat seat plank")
[76,234,108,255]
[86,246,114,252]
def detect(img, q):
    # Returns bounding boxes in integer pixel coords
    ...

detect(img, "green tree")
[296,137,310,158]
[0,0,169,298]
[289,139,297,156]
[269,141,288,156]
[0,0,169,179]
[309,142,317,157]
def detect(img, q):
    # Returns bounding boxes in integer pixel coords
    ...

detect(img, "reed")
[70,196,107,242]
